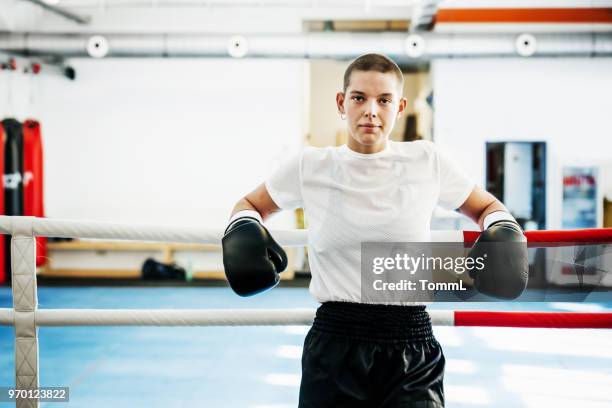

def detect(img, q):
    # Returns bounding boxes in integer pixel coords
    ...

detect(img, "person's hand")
[222,210,288,297]
[467,212,528,300]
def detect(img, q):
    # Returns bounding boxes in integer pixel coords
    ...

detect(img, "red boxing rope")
[463,228,612,246]
[454,311,612,329]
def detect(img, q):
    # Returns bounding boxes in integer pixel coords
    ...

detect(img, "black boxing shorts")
[298,302,445,408]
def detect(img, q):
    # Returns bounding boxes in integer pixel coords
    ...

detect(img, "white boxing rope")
[1,216,610,246]
[0,216,464,246]
[434,310,455,327]
[3,308,611,328]
[0,308,316,326]
[0,308,454,327]
[0,215,310,246]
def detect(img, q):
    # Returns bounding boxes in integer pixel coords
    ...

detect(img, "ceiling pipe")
[1,32,611,60]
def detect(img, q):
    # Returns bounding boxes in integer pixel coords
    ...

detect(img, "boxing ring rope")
[1,308,612,328]
[0,215,611,246]
[1,216,611,408]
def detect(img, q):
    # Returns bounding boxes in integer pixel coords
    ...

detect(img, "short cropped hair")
[343,53,404,93]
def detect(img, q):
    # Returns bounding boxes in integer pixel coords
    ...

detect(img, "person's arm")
[457,187,528,300]
[457,186,508,230]
[224,151,303,297]
[229,182,281,221]
[222,183,288,297]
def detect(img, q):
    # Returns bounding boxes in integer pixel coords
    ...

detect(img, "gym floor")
[1,287,611,408]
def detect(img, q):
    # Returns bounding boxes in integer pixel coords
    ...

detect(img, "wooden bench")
[40,240,295,280]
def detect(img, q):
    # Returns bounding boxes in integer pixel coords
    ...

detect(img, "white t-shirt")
[266,140,474,303]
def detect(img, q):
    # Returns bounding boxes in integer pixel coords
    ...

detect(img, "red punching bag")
[23,119,47,267]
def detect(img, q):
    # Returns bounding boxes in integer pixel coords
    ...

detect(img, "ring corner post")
[10,217,39,408]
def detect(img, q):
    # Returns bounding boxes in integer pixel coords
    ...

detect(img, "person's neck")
[347,139,387,154]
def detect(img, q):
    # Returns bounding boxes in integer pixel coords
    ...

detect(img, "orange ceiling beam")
[436,8,612,23]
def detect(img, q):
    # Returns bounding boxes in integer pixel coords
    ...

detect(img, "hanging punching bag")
[23,119,46,267]
[3,118,24,283]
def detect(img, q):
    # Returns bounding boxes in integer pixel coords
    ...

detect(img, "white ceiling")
[0,0,419,33]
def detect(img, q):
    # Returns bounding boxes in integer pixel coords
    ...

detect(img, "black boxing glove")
[467,211,529,300]
[222,210,288,297]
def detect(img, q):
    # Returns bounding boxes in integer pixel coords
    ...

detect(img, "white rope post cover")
[9,217,39,408]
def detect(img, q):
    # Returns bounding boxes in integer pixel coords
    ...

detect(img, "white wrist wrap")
[227,210,263,228]
[483,211,518,230]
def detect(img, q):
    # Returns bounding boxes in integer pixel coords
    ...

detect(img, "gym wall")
[0,58,307,230]
[432,57,612,229]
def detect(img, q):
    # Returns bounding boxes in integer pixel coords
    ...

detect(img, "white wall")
[0,58,307,229]
[432,58,612,229]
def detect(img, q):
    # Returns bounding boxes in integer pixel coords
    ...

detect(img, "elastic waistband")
[312,302,434,343]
